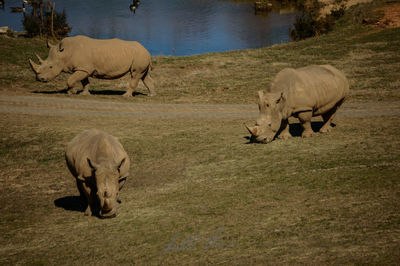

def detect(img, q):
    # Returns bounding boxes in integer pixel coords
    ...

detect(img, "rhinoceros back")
[65,129,129,180]
[270,65,349,116]
[61,35,151,79]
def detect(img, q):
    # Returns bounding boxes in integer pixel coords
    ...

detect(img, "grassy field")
[1,0,399,264]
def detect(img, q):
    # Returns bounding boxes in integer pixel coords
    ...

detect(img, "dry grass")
[0,112,399,264]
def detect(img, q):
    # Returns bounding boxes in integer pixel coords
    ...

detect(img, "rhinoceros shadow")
[90,90,146,96]
[54,195,122,216]
[244,121,335,143]
[288,121,327,136]
[33,89,69,94]
[54,196,87,213]
[33,89,146,96]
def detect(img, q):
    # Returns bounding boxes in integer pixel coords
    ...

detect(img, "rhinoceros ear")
[116,158,126,173]
[276,92,285,104]
[87,158,99,171]
[58,42,64,52]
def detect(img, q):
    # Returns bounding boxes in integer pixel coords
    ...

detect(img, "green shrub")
[22,14,42,38]
[290,2,346,41]
[22,0,70,39]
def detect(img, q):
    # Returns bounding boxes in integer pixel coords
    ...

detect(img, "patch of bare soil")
[362,3,400,28]
[376,4,400,28]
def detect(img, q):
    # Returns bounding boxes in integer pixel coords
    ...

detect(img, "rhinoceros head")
[87,157,127,218]
[246,91,285,144]
[29,40,65,82]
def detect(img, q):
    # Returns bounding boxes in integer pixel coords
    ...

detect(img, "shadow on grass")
[244,121,335,143]
[54,196,87,213]
[289,121,327,136]
[33,89,146,96]
[91,90,146,96]
[54,196,122,218]
[33,89,69,94]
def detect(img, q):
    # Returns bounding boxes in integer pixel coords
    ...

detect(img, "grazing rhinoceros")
[65,129,130,218]
[29,35,156,97]
[246,65,349,143]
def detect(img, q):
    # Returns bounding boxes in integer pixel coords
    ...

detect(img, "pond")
[0,0,300,56]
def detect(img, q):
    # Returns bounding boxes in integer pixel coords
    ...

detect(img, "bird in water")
[129,0,140,13]
[129,4,136,13]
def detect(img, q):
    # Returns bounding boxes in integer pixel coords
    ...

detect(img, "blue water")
[0,0,299,56]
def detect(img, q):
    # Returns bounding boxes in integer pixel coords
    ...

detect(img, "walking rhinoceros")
[246,65,349,143]
[65,129,130,218]
[29,35,156,97]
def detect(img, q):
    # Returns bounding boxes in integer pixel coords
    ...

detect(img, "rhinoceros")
[246,65,349,143]
[65,129,130,218]
[29,35,156,97]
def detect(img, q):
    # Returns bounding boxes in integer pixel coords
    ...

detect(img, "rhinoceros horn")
[258,90,264,100]
[245,124,258,136]
[29,59,39,74]
[35,54,45,64]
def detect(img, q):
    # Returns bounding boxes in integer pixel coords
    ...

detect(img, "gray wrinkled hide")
[65,129,130,218]
[270,65,349,116]
[29,35,156,97]
[247,65,349,143]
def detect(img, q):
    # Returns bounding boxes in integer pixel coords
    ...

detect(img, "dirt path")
[0,95,399,119]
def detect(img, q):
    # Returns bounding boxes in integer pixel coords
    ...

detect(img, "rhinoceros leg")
[142,72,156,97]
[78,180,96,216]
[67,71,89,95]
[278,119,292,139]
[123,73,140,97]
[320,110,336,133]
[80,78,91,95]
[298,111,315,138]
[75,178,88,202]
[320,99,344,133]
